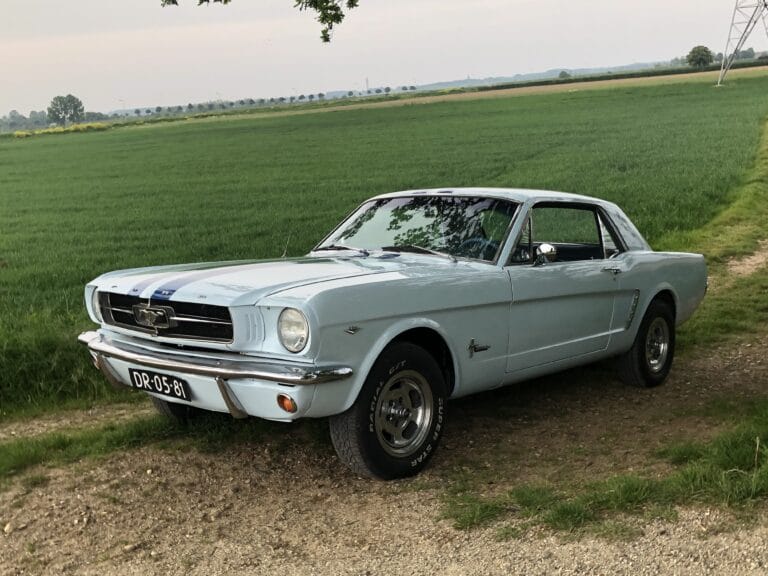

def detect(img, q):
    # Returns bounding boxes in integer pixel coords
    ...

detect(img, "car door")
[504,202,621,372]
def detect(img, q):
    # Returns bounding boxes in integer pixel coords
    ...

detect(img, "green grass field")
[2,74,768,413]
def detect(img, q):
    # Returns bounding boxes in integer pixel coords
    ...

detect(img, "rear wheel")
[617,299,675,388]
[329,342,447,480]
[151,396,202,423]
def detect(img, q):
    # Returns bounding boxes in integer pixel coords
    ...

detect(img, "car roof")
[370,187,618,208]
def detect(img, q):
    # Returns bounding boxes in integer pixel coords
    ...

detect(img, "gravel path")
[1,335,767,575]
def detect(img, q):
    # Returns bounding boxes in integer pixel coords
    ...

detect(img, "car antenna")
[281,231,292,258]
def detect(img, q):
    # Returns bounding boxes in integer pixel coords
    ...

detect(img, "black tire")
[151,396,202,423]
[329,342,447,480]
[617,299,675,388]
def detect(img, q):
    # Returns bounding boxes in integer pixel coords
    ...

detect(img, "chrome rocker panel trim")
[77,331,353,385]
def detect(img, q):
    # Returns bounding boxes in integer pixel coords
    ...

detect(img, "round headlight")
[278,308,309,353]
[90,288,103,323]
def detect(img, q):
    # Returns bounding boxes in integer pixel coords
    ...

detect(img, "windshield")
[317,196,519,262]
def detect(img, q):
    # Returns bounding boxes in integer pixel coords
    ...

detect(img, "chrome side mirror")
[534,243,557,266]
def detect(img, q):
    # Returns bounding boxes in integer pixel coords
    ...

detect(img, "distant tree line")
[10,44,767,134]
[0,109,50,132]
[673,45,763,70]
[0,82,421,133]
[0,94,112,133]
[126,86,411,120]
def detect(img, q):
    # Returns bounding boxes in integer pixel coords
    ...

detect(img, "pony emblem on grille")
[132,305,176,329]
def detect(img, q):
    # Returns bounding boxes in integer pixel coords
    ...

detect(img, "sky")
[0,0,760,114]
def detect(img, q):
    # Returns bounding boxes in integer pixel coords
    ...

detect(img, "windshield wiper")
[382,244,457,263]
[314,244,370,257]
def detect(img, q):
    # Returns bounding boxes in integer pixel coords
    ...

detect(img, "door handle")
[602,267,622,275]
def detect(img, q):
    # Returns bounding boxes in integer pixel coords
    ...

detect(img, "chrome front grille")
[98,292,234,342]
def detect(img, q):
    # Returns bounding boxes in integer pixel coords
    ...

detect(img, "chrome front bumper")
[77,331,353,385]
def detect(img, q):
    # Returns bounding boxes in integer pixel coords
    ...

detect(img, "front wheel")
[329,342,447,480]
[617,299,675,388]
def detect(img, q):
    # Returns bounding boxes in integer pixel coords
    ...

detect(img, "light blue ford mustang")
[79,188,707,479]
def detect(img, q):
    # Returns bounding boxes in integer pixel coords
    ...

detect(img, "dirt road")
[1,335,767,575]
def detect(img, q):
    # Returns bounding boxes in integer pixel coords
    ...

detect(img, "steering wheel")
[457,238,498,261]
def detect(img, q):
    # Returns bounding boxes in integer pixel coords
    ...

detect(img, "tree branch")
[160,0,359,42]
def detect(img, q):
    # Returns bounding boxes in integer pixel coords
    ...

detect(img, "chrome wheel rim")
[645,317,670,374]
[374,370,433,457]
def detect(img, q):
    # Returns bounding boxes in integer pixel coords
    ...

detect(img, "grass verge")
[0,413,318,485]
[442,399,768,535]
[0,416,178,482]
[666,114,768,350]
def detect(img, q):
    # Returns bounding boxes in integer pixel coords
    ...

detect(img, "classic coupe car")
[79,188,706,479]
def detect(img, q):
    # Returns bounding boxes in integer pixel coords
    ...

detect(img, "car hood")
[93,255,446,307]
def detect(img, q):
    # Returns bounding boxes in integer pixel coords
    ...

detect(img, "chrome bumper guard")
[77,331,353,386]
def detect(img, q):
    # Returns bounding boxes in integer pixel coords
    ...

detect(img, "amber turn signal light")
[277,394,298,413]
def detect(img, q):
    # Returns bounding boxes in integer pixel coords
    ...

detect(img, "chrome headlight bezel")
[277,308,309,353]
[89,287,103,323]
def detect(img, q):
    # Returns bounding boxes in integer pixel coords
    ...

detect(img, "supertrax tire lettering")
[369,380,385,433]
[328,342,446,479]
[388,360,406,375]
[411,398,444,468]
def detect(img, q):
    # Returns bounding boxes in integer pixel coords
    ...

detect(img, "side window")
[532,206,599,246]
[507,204,624,265]
[518,204,605,263]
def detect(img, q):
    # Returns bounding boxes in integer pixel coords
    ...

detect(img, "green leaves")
[46,94,84,126]
[687,45,715,69]
[161,0,359,41]
[294,0,359,42]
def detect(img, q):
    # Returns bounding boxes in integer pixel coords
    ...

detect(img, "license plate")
[128,368,192,402]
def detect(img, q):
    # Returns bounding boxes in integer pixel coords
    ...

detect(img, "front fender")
[304,317,461,418]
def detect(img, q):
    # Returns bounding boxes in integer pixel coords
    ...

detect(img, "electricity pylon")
[718,0,768,85]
